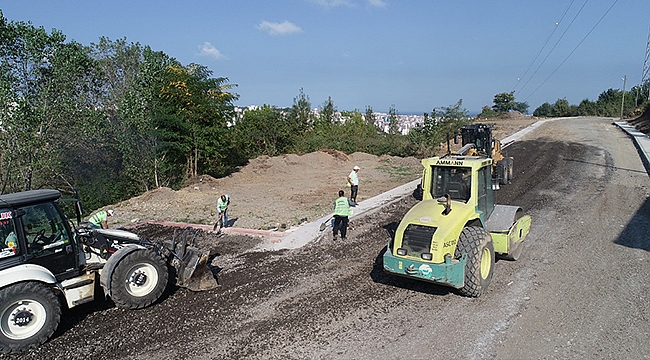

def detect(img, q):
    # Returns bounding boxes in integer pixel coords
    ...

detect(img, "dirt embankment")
[108,151,423,231]
[629,103,650,136]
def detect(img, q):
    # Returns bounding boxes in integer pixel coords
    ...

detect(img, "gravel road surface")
[5,116,650,360]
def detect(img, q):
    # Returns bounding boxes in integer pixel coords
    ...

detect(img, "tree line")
[480,87,650,119]
[0,13,472,212]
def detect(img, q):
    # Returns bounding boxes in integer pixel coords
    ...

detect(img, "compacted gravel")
[4,117,650,360]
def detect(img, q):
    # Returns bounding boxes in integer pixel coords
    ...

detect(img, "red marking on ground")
[128,220,287,238]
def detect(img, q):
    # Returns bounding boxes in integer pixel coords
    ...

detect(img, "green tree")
[388,105,400,135]
[551,98,572,117]
[318,96,337,126]
[595,89,622,117]
[288,88,313,137]
[82,37,156,206]
[0,12,102,193]
[407,110,439,157]
[408,100,471,157]
[157,62,238,180]
[576,99,597,116]
[435,99,472,141]
[533,102,553,117]
[478,105,497,118]
[364,106,377,128]
[512,101,529,114]
[233,105,292,158]
[492,92,516,113]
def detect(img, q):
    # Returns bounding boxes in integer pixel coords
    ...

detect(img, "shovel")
[212,212,224,232]
[319,216,333,231]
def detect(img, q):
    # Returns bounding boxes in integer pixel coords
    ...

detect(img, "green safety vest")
[218,195,230,211]
[89,210,107,226]
[333,197,352,217]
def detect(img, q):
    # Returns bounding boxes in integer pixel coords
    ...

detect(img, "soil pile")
[108,151,423,231]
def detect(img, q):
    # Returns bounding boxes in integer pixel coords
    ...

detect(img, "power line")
[522,0,619,103]
[517,0,590,96]
[510,0,576,92]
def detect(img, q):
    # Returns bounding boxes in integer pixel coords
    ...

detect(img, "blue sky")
[1,0,648,114]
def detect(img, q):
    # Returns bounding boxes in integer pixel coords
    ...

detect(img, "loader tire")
[0,282,61,354]
[109,249,168,310]
[455,226,494,297]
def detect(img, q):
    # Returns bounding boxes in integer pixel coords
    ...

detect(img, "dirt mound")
[629,103,650,136]
[184,174,220,187]
[319,148,350,161]
[108,150,423,230]
[495,111,530,120]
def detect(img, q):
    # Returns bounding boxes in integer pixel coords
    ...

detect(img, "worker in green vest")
[333,190,353,240]
[89,209,114,229]
[216,194,230,229]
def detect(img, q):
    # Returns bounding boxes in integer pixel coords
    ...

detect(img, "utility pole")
[620,75,627,119]
[641,23,650,100]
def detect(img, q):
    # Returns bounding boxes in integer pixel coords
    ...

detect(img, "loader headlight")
[421,253,433,261]
[397,248,407,256]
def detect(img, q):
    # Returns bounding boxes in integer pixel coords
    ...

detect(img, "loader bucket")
[176,245,218,291]
[167,229,219,291]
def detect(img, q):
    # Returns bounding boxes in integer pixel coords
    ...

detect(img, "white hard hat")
[353,165,360,170]
[107,209,114,216]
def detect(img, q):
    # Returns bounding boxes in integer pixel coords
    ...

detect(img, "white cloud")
[198,42,226,60]
[257,21,302,36]
[308,0,354,8]
[367,0,387,7]
[307,0,386,8]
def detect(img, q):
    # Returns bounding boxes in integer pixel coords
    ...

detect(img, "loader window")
[21,202,70,258]
[431,166,471,202]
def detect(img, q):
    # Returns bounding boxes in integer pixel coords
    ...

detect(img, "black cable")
[523,0,620,102]
[518,0,591,96]
[511,0,576,92]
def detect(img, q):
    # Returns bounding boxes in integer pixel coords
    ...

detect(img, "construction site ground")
[5,113,650,360]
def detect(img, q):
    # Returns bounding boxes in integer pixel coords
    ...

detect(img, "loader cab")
[460,124,493,156]
[0,190,80,279]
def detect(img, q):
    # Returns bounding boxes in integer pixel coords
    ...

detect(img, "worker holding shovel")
[213,194,230,231]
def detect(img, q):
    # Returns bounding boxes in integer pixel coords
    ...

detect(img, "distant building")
[234,106,428,134]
